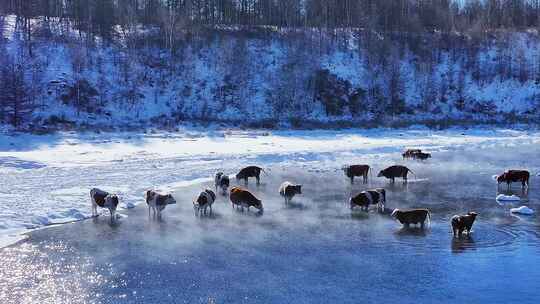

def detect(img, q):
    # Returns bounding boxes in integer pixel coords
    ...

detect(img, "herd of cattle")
[90,149,532,237]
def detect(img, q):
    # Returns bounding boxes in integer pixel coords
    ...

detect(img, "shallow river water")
[1,145,539,304]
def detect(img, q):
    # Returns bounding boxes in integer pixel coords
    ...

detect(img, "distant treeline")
[1,0,540,37]
[1,1,540,128]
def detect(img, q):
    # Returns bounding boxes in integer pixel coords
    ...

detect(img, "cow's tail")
[408,168,417,180]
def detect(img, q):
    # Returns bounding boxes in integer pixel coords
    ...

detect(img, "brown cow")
[90,188,119,223]
[497,170,530,189]
[451,212,478,236]
[377,165,414,183]
[230,187,263,212]
[391,209,431,229]
[344,165,370,184]
[236,166,266,185]
[349,188,386,211]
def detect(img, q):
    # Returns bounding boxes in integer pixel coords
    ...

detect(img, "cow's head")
[377,169,386,177]
[496,174,506,183]
[293,184,302,195]
[467,212,478,218]
[165,194,177,205]
[253,199,263,211]
[391,209,401,218]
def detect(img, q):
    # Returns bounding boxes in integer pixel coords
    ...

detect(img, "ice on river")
[0,127,540,248]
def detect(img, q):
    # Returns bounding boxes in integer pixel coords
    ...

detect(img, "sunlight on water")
[0,242,112,304]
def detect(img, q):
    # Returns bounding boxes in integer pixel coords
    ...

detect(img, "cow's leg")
[92,200,97,217]
[350,176,354,184]
[256,175,260,185]
[244,178,248,186]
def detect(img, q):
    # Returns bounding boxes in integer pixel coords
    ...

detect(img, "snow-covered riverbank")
[0,127,539,247]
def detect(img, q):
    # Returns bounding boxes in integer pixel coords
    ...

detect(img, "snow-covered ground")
[0,127,539,247]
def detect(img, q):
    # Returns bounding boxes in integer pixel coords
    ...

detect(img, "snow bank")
[31,209,91,226]
[496,194,521,202]
[510,206,535,215]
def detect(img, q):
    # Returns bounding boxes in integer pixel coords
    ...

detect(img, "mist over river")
[1,142,539,303]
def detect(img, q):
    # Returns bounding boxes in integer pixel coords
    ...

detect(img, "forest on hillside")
[1,1,540,129]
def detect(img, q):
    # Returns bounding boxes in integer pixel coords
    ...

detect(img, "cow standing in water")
[229,187,263,212]
[349,188,386,212]
[90,188,119,223]
[145,190,177,219]
[391,209,431,229]
[451,212,478,236]
[193,189,216,216]
[236,166,266,186]
[344,165,370,184]
[497,170,530,189]
[215,172,230,195]
[402,149,422,159]
[378,165,415,183]
[279,182,302,204]
[403,149,431,161]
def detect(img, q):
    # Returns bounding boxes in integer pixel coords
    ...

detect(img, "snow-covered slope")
[1,15,540,128]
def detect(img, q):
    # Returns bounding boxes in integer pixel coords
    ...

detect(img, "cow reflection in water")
[395,226,428,237]
[452,235,476,253]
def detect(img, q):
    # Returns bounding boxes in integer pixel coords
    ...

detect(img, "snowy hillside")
[1,15,540,129]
